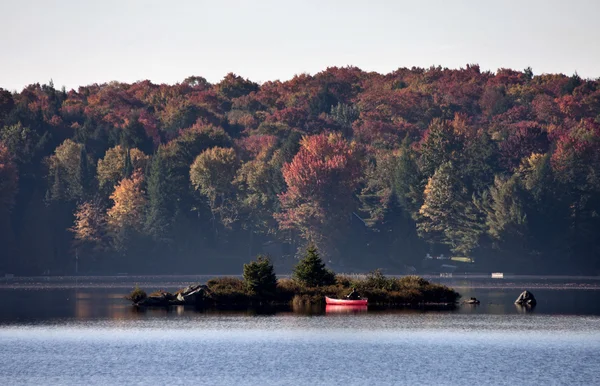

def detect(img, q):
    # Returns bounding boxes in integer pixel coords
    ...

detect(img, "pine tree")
[329,102,359,137]
[417,162,484,256]
[480,175,528,242]
[123,147,133,178]
[49,166,65,202]
[419,119,462,178]
[243,255,277,296]
[292,245,335,287]
[393,137,423,219]
[144,150,171,243]
[523,67,534,81]
[78,146,93,201]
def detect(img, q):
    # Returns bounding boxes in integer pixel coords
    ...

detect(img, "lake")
[1,276,599,385]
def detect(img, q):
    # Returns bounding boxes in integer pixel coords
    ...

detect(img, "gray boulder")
[515,290,537,306]
[176,284,208,305]
[133,285,209,307]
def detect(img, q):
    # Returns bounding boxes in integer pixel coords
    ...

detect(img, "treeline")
[1,65,600,275]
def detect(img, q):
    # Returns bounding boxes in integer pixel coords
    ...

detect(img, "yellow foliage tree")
[107,170,147,252]
[190,147,238,227]
[46,139,88,202]
[97,145,149,191]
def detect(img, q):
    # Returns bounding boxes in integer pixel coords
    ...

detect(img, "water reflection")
[515,304,536,314]
[1,280,600,324]
[325,305,368,314]
[74,288,134,320]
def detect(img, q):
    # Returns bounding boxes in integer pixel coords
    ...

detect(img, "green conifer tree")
[417,162,484,256]
[49,166,65,203]
[243,255,277,296]
[78,146,93,201]
[123,147,133,178]
[393,137,423,219]
[292,245,335,287]
[144,150,171,243]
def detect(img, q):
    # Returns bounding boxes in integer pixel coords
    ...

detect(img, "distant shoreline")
[1,274,600,290]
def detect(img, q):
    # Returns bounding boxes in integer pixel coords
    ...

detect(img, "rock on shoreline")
[134,284,209,307]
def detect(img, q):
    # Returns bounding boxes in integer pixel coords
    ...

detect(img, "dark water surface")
[1,276,599,385]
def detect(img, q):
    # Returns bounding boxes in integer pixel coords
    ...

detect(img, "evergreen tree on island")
[292,245,335,287]
[243,255,277,296]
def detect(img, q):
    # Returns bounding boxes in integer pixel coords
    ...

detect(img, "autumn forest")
[1,65,600,275]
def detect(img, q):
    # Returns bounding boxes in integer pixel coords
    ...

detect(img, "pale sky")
[1,0,599,91]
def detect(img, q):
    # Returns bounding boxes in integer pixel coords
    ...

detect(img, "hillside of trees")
[2,65,600,275]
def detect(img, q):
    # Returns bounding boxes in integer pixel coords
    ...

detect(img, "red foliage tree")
[276,133,362,254]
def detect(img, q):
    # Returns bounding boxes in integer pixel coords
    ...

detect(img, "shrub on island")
[205,276,248,304]
[127,286,147,303]
[347,271,461,305]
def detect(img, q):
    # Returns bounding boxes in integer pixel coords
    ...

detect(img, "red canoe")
[325,296,368,306]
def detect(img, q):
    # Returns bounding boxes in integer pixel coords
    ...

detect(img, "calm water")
[1,276,600,385]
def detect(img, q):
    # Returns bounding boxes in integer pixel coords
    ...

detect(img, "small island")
[128,246,460,309]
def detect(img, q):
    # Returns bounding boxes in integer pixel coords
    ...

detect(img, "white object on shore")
[491,272,504,279]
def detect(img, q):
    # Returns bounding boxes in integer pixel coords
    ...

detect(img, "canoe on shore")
[325,296,368,306]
